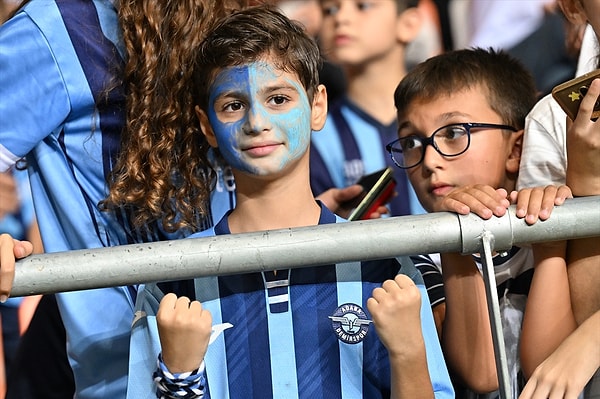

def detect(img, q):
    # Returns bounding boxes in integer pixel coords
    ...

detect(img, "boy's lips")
[242,142,282,157]
[429,182,454,196]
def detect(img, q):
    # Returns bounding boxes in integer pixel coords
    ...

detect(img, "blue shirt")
[127,205,454,398]
[0,2,233,397]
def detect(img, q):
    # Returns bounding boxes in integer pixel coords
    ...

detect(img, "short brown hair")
[193,5,322,111]
[394,48,537,129]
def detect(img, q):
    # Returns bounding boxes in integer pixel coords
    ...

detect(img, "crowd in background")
[0,0,597,398]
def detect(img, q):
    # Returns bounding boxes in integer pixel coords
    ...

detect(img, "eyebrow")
[260,84,300,95]
[399,111,474,130]
[437,111,473,123]
[214,84,299,99]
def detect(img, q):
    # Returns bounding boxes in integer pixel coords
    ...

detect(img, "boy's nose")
[243,106,270,135]
[421,143,444,171]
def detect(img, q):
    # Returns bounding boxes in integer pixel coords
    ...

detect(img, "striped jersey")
[0,2,233,397]
[127,205,454,398]
[310,98,426,216]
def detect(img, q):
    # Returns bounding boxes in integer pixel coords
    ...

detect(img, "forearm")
[567,238,600,325]
[520,242,576,378]
[440,253,497,392]
[575,310,600,368]
[389,341,434,399]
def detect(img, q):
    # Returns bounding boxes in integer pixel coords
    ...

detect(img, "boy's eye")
[223,101,244,112]
[401,136,422,152]
[269,95,288,106]
[439,125,468,140]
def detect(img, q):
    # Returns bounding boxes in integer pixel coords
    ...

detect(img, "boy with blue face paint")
[127,5,454,399]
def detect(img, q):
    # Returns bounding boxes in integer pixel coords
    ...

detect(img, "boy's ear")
[506,129,523,174]
[396,7,423,44]
[310,84,328,131]
[195,105,218,148]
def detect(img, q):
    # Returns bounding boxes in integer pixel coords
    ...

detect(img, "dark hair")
[394,48,537,129]
[192,4,322,111]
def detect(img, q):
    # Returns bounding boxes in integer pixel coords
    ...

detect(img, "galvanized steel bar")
[10,196,600,297]
[480,231,511,399]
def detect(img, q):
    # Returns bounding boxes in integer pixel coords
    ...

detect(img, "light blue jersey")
[0,1,234,397]
[127,205,454,398]
[0,2,133,397]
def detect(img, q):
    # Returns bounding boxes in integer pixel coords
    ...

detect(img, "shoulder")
[525,93,566,136]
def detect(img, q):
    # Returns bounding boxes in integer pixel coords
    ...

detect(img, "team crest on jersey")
[329,303,372,344]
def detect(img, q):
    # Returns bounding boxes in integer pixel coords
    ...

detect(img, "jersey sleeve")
[406,254,455,398]
[0,11,70,171]
[413,254,446,308]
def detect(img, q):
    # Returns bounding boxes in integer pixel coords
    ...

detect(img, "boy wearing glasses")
[388,48,572,398]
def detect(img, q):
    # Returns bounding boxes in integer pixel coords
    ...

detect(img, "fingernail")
[0,295,8,303]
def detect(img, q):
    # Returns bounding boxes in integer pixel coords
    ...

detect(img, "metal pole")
[480,231,511,399]
[10,196,600,297]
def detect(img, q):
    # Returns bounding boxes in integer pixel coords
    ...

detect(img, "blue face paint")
[206,61,312,176]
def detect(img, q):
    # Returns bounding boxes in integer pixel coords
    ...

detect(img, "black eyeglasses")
[385,122,517,169]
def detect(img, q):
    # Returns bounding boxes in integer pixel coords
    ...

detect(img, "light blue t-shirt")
[127,205,454,399]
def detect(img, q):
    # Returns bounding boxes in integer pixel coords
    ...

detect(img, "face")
[398,87,522,213]
[319,0,403,66]
[199,60,325,178]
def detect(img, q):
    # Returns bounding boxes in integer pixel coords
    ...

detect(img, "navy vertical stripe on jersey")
[219,274,274,398]
[58,0,126,244]
[292,266,342,399]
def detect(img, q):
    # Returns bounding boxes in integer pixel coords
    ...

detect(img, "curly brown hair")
[102,0,249,233]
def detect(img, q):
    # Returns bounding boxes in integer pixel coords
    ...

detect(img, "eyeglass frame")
[385,122,518,169]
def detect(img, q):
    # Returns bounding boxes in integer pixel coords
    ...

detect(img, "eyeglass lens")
[394,124,470,168]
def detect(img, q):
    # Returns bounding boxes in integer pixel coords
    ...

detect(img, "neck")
[344,48,407,125]
[227,158,321,233]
